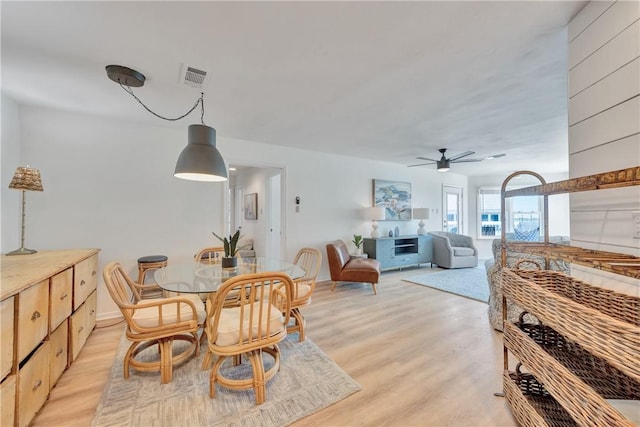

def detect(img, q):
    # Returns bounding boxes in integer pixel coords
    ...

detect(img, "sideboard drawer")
[17,280,49,363]
[74,254,98,310]
[0,374,16,427]
[49,319,68,387]
[1,297,14,380]
[18,341,50,427]
[70,303,87,361]
[50,268,73,332]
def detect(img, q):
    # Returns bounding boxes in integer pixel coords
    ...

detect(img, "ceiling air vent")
[181,65,207,89]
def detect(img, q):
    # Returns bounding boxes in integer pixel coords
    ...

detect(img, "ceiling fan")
[408,148,506,172]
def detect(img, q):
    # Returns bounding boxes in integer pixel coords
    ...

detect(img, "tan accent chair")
[286,247,322,342]
[103,261,206,384]
[206,272,293,405]
[326,240,380,295]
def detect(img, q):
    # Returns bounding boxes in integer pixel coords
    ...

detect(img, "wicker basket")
[503,368,577,427]
[515,312,640,400]
[502,269,640,383]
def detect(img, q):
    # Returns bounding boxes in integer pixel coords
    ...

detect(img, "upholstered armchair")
[428,231,478,269]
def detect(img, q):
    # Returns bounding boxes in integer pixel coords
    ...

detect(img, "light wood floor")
[33,268,516,427]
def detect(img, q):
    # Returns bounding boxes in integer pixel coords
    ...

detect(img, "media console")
[363,235,432,271]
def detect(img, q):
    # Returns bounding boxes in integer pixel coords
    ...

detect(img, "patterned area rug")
[402,264,489,303]
[92,332,361,427]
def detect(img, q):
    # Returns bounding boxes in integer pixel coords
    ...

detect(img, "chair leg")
[330,281,338,292]
[289,308,305,342]
[247,350,266,405]
[159,338,173,384]
[371,283,378,295]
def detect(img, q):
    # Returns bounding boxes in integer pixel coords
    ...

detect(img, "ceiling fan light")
[437,159,450,172]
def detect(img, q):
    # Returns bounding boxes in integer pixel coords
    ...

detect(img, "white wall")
[1,94,22,253]
[567,1,640,292]
[10,103,468,319]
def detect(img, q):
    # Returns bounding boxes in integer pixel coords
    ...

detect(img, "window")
[477,187,544,240]
[478,188,501,238]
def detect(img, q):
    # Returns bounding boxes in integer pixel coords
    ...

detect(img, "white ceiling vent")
[180,64,207,89]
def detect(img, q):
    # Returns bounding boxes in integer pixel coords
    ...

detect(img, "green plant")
[212,230,243,257]
[352,234,363,249]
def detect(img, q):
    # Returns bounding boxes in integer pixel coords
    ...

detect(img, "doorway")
[443,185,463,234]
[227,165,285,259]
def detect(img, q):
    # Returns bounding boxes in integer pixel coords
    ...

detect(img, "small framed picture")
[244,193,258,220]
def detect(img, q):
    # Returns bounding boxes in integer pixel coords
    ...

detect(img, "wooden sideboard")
[0,249,100,427]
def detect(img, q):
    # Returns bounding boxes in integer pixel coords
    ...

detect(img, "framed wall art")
[373,179,412,220]
[244,193,258,220]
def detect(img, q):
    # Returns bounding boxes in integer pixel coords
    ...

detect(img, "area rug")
[402,264,489,303]
[91,332,361,427]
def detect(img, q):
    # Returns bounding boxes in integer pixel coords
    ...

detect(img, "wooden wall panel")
[571,186,640,211]
[569,57,639,125]
[568,1,639,69]
[569,20,640,97]
[568,1,613,42]
[569,134,640,176]
[569,96,639,154]
[570,210,640,250]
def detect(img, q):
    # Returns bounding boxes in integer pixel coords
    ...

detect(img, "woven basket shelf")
[503,242,640,279]
[502,269,640,427]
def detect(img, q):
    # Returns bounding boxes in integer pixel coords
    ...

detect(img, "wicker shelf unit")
[499,167,640,427]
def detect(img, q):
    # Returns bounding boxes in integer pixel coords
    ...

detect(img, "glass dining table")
[153,257,306,295]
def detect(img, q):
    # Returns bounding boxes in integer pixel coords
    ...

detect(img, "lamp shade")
[366,206,386,221]
[174,124,228,182]
[8,166,43,191]
[437,159,450,172]
[413,208,430,220]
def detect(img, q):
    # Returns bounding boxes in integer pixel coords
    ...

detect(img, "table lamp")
[366,207,386,238]
[7,166,43,255]
[413,208,430,235]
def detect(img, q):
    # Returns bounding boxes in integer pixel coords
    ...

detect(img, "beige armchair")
[428,231,478,269]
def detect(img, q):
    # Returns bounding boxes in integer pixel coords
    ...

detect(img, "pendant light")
[106,65,227,182]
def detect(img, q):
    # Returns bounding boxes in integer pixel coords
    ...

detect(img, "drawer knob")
[32,379,42,391]
[80,280,86,286]
[60,292,68,300]
[56,348,64,357]
[90,309,95,315]
[31,311,41,321]
[92,270,97,276]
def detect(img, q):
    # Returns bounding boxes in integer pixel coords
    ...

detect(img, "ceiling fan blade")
[452,158,484,163]
[486,153,507,159]
[408,162,435,167]
[448,151,475,161]
[416,156,439,162]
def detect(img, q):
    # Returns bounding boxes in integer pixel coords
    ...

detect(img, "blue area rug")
[402,264,489,303]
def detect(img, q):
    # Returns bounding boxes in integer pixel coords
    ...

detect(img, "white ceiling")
[1,1,586,176]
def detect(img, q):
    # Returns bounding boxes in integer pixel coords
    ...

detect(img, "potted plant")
[352,234,363,254]
[212,230,242,268]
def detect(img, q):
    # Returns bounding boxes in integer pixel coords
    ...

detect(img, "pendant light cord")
[119,83,205,124]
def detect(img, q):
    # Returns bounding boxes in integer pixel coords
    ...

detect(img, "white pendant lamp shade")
[174,124,228,182]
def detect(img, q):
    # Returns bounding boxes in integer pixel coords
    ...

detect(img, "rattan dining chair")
[103,261,206,384]
[205,272,293,405]
[286,247,322,342]
[195,246,225,264]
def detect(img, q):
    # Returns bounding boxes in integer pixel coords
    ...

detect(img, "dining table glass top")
[153,257,306,294]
